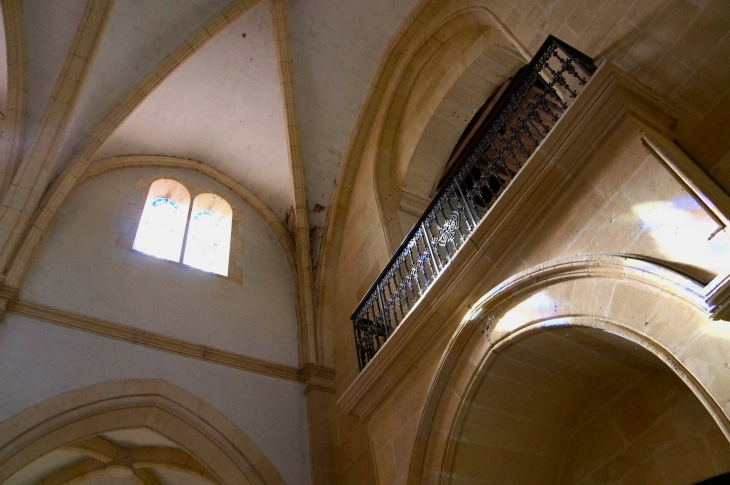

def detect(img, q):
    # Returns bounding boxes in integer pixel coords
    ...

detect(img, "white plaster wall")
[56,0,231,175]
[0,314,310,485]
[21,167,299,367]
[95,1,293,219]
[285,0,421,265]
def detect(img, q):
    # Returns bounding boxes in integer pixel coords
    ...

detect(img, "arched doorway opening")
[447,326,730,483]
[408,255,730,484]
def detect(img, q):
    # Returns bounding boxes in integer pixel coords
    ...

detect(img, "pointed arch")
[0,0,263,283]
[0,379,285,485]
[408,254,730,484]
[372,8,530,250]
[315,1,530,366]
[4,155,297,289]
[0,0,27,195]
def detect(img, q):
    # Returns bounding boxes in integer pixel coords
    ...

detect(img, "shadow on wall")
[450,327,730,484]
[696,472,730,484]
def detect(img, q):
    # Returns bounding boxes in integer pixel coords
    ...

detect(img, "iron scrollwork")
[351,36,597,370]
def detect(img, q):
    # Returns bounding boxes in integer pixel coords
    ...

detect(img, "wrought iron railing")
[351,36,597,370]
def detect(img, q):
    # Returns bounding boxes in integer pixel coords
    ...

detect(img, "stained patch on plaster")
[313,203,325,213]
[284,206,295,234]
[309,225,323,239]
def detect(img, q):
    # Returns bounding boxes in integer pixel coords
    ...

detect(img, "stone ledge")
[337,61,729,420]
[8,299,303,383]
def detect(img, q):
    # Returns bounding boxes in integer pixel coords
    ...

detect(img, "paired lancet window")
[133,179,232,276]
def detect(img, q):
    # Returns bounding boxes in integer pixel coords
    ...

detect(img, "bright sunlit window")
[133,181,233,276]
[183,193,232,276]
[133,179,190,262]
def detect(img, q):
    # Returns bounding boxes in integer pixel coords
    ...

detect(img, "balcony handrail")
[351,36,597,370]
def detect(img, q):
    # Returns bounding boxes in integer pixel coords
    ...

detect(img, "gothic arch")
[0,0,27,194]
[372,7,529,251]
[408,254,730,484]
[0,379,285,485]
[316,0,530,365]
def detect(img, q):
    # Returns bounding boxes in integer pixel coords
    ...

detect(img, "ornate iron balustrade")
[351,36,597,370]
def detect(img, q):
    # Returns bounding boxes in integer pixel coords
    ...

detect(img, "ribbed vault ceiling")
[7,0,730,270]
[5,428,211,485]
[94,0,293,219]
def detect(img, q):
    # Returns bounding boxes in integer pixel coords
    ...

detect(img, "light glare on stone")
[105,465,133,479]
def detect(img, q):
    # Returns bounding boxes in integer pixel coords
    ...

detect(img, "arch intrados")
[389,23,492,182]
[374,10,506,173]
[408,255,726,484]
[373,7,530,249]
[0,379,284,485]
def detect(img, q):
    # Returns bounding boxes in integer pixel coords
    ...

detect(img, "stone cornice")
[7,299,303,382]
[300,362,336,394]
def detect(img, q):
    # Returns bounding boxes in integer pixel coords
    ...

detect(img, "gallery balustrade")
[351,36,597,371]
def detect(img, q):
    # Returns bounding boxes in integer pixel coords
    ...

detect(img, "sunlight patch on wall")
[495,292,558,336]
[632,194,729,276]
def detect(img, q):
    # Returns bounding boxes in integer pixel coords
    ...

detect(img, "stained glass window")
[182,193,232,276]
[133,179,190,262]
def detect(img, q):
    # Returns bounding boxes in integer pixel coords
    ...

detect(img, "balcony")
[351,36,598,371]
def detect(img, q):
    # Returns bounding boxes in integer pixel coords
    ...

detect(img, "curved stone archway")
[0,0,28,194]
[372,6,529,251]
[409,254,730,484]
[445,325,730,483]
[315,0,530,366]
[0,379,286,485]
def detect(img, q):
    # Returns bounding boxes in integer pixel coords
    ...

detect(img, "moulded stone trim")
[61,436,217,483]
[0,0,28,196]
[301,362,337,395]
[338,253,715,420]
[640,132,730,319]
[315,0,531,369]
[0,379,285,484]
[0,0,115,272]
[61,436,117,462]
[270,0,316,367]
[372,7,530,254]
[407,264,730,484]
[34,457,106,485]
[8,299,302,383]
[337,60,698,420]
